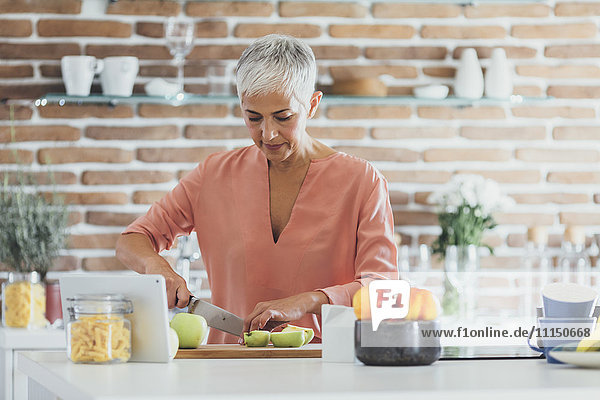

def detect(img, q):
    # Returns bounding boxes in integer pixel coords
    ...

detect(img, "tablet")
[59,274,171,363]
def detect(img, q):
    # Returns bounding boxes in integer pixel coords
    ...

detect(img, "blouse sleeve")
[121,163,204,253]
[316,169,398,306]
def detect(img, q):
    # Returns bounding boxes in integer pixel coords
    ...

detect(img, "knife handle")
[261,320,290,332]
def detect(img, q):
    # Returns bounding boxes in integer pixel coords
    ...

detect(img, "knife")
[187,296,290,337]
[188,296,244,337]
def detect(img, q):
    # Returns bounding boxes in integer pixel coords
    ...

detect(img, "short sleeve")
[316,168,398,306]
[121,163,204,253]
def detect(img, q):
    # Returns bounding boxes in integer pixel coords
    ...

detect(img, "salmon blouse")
[123,145,398,344]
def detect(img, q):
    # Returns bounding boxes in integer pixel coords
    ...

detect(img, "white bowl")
[413,85,449,99]
[144,78,180,97]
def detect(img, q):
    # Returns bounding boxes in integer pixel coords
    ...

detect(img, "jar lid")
[67,294,133,316]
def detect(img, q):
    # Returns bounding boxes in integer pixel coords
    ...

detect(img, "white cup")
[61,56,103,96]
[100,56,139,97]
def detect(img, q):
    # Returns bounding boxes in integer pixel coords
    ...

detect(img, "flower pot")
[2,271,47,328]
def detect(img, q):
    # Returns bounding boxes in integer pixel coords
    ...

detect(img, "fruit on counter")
[169,313,208,349]
[352,285,438,321]
[244,330,271,347]
[282,325,314,345]
[270,331,306,347]
[405,288,438,321]
[352,286,371,320]
[576,324,600,352]
[168,327,179,359]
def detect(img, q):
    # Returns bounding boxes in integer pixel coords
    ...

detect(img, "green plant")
[431,204,497,257]
[428,174,514,258]
[0,105,69,280]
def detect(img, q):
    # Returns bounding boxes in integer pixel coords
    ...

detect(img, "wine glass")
[165,17,195,99]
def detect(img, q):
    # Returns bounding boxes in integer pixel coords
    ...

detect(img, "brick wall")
[1,0,600,308]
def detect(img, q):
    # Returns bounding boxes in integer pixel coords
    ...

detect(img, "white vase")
[485,48,513,99]
[454,48,484,99]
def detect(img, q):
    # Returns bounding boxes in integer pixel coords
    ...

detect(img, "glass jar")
[2,271,47,328]
[66,294,133,364]
[442,245,479,322]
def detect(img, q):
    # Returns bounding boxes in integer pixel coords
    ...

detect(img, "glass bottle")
[557,226,591,286]
[521,226,551,318]
[394,232,410,278]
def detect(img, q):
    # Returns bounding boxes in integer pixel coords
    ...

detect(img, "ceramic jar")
[454,48,484,99]
[485,48,513,99]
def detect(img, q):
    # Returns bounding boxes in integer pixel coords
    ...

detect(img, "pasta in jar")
[2,272,47,329]
[66,294,133,364]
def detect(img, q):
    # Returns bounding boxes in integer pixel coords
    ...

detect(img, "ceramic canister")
[454,48,484,99]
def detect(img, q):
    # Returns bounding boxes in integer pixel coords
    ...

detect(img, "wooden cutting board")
[175,344,322,359]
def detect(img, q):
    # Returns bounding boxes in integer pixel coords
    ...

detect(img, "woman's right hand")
[148,261,192,309]
[116,233,192,309]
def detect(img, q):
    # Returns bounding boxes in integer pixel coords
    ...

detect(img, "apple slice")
[270,331,306,347]
[282,325,314,345]
[244,330,270,347]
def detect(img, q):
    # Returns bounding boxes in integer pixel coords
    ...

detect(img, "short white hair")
[235,34,317,105]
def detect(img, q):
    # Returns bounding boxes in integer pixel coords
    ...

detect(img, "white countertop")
[0,327,65,349]
[17,350,600,400]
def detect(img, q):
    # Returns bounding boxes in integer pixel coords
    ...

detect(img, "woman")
[116,34,397,344]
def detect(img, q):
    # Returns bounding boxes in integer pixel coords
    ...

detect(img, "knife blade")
[188,296,244,337]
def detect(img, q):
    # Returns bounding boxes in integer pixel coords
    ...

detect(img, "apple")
[352,286,371,320]
[405,288,438,321]
[169,313,208,349]
[168,327,179,359]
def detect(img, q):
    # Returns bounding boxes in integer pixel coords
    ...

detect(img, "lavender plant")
[0,170,69,280]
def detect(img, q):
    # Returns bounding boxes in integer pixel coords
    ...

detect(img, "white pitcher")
[454,48,483,99]
[485,48,513,99]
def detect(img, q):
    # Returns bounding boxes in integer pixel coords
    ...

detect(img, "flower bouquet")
[428,175,514,319]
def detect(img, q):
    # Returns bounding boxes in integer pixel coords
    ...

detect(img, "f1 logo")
[369,280,411,331]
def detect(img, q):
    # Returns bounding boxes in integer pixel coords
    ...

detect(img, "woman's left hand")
[243,291,328,334]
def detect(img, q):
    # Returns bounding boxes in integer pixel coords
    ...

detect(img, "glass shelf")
[113,0,547,3]
[35,93,552,108]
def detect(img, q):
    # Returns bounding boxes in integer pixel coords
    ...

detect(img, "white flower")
[428,174,513,216]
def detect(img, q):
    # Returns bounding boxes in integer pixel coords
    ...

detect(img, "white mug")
[100,56,139,97]
[61,56,103,96]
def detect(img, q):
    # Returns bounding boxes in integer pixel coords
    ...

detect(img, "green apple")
[168,327,179,359]
[169,313,208,349]
[282,325,314,345]
[270,331,306,348]
[243,330,270,347]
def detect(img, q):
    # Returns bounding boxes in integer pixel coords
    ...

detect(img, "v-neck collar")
[232,146,341,291]
[266,158,311,245]
[263,148,341,245]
